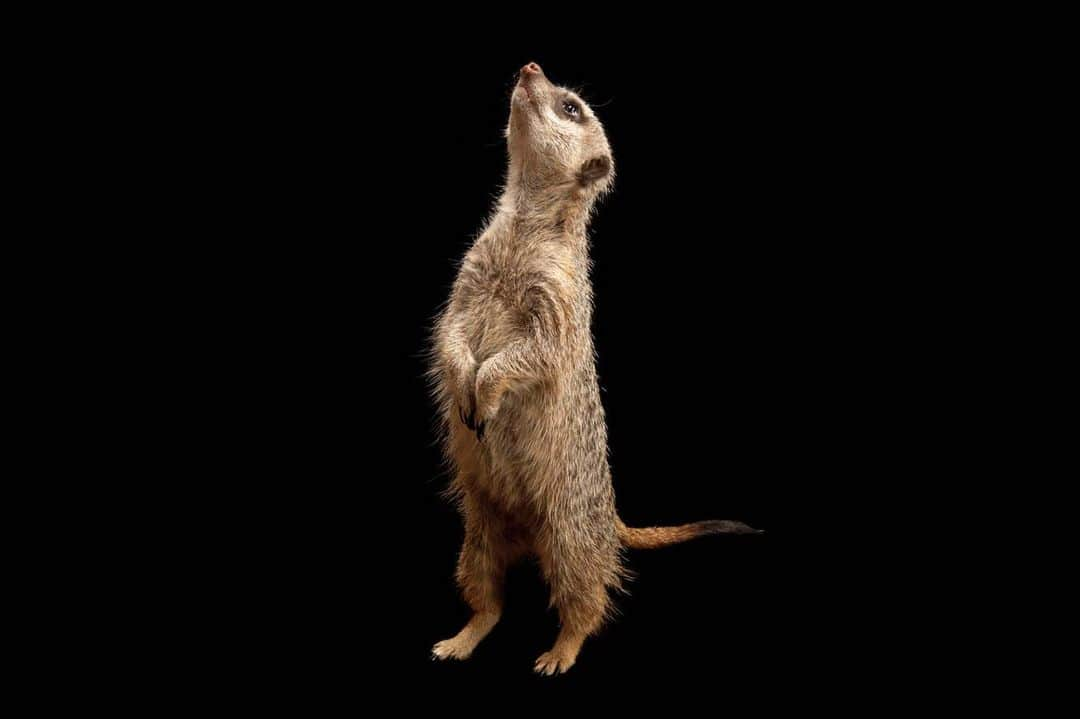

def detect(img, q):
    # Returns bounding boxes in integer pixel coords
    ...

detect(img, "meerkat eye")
[562,100,581,119]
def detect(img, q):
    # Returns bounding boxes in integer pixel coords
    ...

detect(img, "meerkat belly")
[467,380,567,515]
[483,365,609,497]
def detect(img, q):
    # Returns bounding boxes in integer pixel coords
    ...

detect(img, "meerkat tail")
[616,518,762,549]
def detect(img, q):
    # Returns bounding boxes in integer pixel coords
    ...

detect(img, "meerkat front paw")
[473,364,505,440]
[454,363,479,431]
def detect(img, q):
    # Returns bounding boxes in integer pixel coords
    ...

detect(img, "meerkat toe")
[533,650,575,675]
[533,653,554,675]
[432,638,473,661]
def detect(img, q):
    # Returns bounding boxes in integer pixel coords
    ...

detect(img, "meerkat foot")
[533,646,579,675]
[432,610,500,661]
[432,636,476,661]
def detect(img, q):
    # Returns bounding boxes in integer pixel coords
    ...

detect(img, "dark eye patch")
[561,99,583,121]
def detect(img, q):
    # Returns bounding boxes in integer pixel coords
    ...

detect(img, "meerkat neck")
[502,158,596,248]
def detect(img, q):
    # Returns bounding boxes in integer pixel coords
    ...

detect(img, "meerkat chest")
[460,239,573,356]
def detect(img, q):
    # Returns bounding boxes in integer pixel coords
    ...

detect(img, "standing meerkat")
[430,62,760,675]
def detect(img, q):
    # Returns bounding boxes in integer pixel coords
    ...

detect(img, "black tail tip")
[701,520,764,535]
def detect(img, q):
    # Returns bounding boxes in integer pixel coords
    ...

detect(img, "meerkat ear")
[577,156,611,186]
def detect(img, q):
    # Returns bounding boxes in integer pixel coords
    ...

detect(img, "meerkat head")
[506,62,614,193]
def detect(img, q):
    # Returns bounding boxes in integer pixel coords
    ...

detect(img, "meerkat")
[429,62,760,676]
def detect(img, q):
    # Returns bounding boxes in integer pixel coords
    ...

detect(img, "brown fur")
[429,64,759,675]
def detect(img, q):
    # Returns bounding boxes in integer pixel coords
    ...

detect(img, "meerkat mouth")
[514,83,534,105]
[513,84,542,118]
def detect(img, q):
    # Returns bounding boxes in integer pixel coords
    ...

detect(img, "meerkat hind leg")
[432,561,503,661]
[432,499,509,661]
[534,583,607,675]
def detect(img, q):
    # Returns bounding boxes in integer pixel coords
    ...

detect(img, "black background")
[170,28,921,703]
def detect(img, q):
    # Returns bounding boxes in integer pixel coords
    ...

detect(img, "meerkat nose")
[520,62,542,78]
